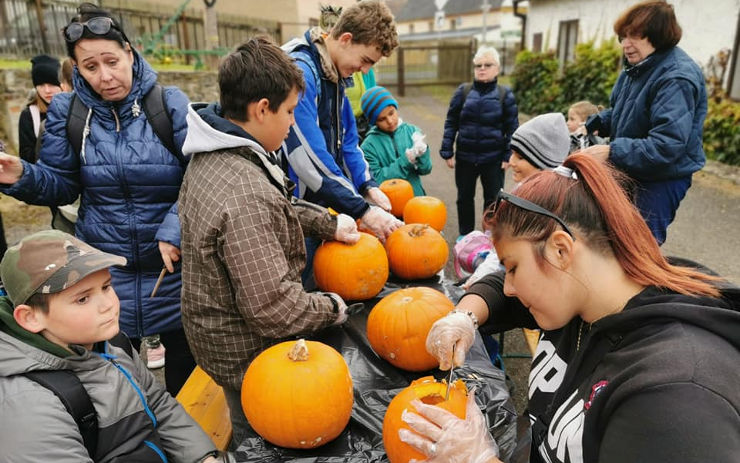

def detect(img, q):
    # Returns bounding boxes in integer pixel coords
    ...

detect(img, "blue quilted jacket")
[441,79,519,164]
[1,52,190,338]
[590,47,707,182]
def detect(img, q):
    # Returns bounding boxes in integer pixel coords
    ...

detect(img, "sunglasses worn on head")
[474,63,496,69]
[63,17,117,42]
[489,189,576,240]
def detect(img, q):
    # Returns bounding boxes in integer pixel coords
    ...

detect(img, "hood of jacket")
[72,49,157,124]
[183,102,288,189]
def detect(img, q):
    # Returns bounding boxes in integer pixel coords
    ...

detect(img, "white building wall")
[526,0,739,70]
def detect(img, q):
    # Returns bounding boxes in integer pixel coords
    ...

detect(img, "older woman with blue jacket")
[582,1,707,245]
[0,3,194,394]
[441,45,519,237]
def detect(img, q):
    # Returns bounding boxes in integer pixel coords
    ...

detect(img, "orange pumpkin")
[366,287,454,371]
[385,224,448,280]
[403,196,447,232]
[380,178,415,218]
[383,376,468,462]
[241,339,353,449]
[314,232,389,301]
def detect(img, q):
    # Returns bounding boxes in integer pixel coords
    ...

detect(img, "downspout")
[513,0,527,50]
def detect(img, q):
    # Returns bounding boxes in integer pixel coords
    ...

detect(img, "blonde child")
[567,100,605,152]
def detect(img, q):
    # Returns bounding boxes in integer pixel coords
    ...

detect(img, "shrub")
[510,49,561,115]
[703,98,740,165]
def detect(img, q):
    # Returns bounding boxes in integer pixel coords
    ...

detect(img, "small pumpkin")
[314,232,389,301]
[366,287,454,371]
[241,339,354,449]
[385,224,448,280]
[403,196,447,232]
[380,178,415,218]
[383,376,468,463]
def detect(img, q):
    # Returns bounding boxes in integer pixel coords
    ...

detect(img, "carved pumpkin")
[385,224,448,280]
[380,178,415,218]
[403,196,447,232]
[314,232,389,301]
[383,376,468,462]
[241,339,353,449]
[367,287,454,371]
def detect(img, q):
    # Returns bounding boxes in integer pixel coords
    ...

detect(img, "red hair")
[487,154,720,298]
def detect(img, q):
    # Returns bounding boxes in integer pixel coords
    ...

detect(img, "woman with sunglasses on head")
[441,45,519,238]
[399,153,740,463]
[0,3,195,395]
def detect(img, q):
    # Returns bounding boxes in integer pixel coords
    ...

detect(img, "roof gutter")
[513,0,527,50]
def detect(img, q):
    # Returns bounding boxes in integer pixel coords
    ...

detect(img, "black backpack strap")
[23,370,98,458]
[107,331,135,358]
[462,82,473,101]
[142,84,182,164]
[66,93,90,156]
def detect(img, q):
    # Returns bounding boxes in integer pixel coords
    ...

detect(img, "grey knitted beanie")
[510,112,570,170]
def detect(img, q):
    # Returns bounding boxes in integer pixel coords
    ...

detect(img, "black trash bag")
[233,274,519,462]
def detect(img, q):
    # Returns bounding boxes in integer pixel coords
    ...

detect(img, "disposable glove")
[334,213,361,244]
[327,292,349,325]
[360,206,403,240]
[425,310,476,370]
[411,131,428,156]
[365,186,392,212]
[405,147,419,164]
[399,389,500,463]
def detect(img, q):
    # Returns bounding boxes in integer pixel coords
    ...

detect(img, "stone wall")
[0,68,218,154]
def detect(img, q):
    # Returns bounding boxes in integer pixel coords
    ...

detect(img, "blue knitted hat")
[361,86,398,125]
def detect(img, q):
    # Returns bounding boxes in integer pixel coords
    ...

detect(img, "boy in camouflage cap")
[0,230,220,462]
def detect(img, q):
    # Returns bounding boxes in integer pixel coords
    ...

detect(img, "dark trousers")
[633,176,692,246]
[455,159,505,235]
[223,385,253,451]
[131,327,196,396]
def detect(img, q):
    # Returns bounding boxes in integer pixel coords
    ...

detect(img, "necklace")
[576,320,591,351]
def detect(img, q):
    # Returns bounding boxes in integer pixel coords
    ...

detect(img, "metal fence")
[374,40,476,96]
[0,0,279,61]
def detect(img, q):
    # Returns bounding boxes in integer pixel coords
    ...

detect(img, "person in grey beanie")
[507,112,570,184]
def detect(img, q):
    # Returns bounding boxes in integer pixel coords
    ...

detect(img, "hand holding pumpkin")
[425,311,476,370]
[365,186,393,212]
[360,206,404,240]
[326,292,349,325]
[334,213,361,244]
[399,390,501,463]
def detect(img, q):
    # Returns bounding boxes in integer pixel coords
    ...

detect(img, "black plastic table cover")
[233,275,518,462]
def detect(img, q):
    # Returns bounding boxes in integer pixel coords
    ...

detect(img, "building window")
[532,32,543,53]
[429,20,434,32]
[450,19,456,30]
[558,20,579,64]
[409,23,414,34]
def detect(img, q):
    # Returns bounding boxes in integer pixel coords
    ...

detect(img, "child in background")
[567,100,605,153]
[462,112,571,288]
[18,55,62,163]
[360,86,432,196]
[0,230,220,462]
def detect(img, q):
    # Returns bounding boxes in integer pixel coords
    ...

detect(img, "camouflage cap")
[0,230,126,306]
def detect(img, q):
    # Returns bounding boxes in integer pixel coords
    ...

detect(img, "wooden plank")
[176,366,232,451]
[522,328,540,356]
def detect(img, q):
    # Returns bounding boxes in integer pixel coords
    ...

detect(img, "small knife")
[444,344,455,401]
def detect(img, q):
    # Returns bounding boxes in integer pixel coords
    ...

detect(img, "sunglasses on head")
[474,63,496,69]
[63,17,118,43]
[487,189,576,240]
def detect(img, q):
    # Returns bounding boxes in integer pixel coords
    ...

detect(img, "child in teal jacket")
[360,86,432,196]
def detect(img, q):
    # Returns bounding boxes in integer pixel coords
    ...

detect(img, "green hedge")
[511,42,739,166]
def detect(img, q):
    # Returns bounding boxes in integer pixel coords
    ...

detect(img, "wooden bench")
[176,366,232,451]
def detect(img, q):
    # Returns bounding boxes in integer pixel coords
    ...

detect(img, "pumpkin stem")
[288,339,310,361]
[408,224,429,237]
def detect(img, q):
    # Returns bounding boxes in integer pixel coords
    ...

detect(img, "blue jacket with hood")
[589,47,707,182]
[0,51,189,338]
[281,29,377,219]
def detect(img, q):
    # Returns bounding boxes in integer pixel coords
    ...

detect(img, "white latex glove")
[327,292,349,325]
[463,251,502,290]
[425,310,476,370]
[0,152,23,184]
[360,206,403,240]
[405,147,419,164]
[411,131,428,156]
[334,213,360,244]
[399,389,500,463]
[364,186,392,212]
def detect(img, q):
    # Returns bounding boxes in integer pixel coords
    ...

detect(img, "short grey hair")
[474,45,500,66]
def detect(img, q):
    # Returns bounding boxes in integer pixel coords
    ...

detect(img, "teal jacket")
[361,121,432,196]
